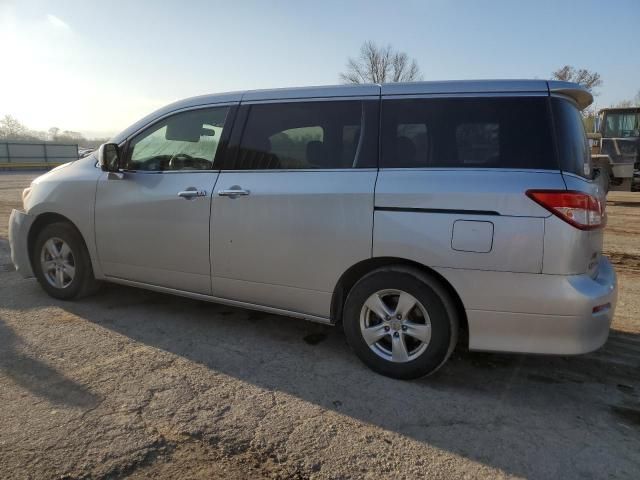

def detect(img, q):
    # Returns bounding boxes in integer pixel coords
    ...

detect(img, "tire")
[32,222,100,300]
[343,266,458,380]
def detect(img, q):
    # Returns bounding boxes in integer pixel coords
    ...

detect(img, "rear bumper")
[8,209,34,278]
[436,257,618,355]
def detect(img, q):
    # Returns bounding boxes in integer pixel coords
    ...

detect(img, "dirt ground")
[0,172,639,479]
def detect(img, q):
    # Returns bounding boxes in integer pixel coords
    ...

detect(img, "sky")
[1,0,639,139]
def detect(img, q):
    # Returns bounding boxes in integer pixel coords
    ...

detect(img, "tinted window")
[552,97,591,178]
[381,97,556,169]
[230,101,377,170]
[603,111,640,138]
[127,107,228,171]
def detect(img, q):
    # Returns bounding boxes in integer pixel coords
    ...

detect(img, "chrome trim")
[241,84,380,102]
[122,169,219,174]
[217,168,378,174]
[178,189,207,199]
[218,188,250,197]
[241,96,377,105]
[114,102,238,144]
[381,79,548,96]
[103,276,332,324]
[382,92,548,100]
[378,167,562,174]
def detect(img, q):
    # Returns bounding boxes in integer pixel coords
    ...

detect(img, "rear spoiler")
[547,81,593,110]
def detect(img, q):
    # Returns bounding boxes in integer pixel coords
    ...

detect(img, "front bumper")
[437,256,618,355]
[8,209,35,278]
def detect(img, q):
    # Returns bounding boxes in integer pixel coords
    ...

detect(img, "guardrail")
[0,141,79,170]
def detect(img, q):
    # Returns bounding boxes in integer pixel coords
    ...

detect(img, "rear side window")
[552,97,591,178]
[230,100,378,170]
[381,97,556,169]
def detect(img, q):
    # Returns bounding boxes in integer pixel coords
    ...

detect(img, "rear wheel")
[32,222,99,300]
[343,267,458,379]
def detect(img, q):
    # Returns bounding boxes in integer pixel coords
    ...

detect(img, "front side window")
[381,97,555,169]
[230,101,377,170]
[126,107,229,171]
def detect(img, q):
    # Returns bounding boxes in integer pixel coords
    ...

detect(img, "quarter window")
[381,97,556,169]
[230,101,376,170]
[552,97,591,178]
[126,107,229,171]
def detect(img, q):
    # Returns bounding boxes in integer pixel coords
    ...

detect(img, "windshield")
[603,112,640,138]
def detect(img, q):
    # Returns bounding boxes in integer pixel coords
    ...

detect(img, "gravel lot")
[1,172,639,479]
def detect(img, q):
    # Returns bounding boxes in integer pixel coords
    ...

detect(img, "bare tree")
[0,115,30,140]
[613,90,640,108]
[48,127,60,141]
[552,65,603,93]
[615,99,635,108]
[340,41,422,84]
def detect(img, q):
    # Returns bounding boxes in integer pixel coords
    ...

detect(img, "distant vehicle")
[78,148,95,158]
[590,107,639,191]
[8,80,617,379]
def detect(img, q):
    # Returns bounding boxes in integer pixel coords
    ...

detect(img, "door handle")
[178,188,207,199]
[218,188,250,198]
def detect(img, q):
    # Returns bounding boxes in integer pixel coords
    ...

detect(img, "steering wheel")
[168,153,193,169]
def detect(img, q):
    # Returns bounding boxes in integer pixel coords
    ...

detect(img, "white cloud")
[46,14,70,30]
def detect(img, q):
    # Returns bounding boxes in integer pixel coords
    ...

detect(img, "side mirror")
[98,143,121,172]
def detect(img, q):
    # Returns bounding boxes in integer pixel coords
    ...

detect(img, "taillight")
[526,190,604,230]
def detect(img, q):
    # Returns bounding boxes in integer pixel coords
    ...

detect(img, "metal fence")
[0,141,79,169]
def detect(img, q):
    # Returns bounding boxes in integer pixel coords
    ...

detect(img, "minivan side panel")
[23,157,104,278]
[95,171,219,294]
[211,170,377,318]
[373,170,564,274]
[542,173,605,276]
[374,169,564,217]
[435,255,616,354]
[374,210,545,273]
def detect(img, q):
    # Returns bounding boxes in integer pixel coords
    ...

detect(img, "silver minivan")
[8,80,617,379]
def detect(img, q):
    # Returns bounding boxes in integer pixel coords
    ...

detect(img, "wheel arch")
[27,212,91,272]
[331,257,469,342]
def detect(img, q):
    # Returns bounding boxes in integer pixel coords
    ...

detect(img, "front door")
[95,105,233,294]
[211,100,379,318]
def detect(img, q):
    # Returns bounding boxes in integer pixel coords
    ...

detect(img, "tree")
[48,127,60,141]
[551,65,603,93]
[614,100,635,108]
[340,41,422,84]
[612,90,640,108]
[0,115,30,140]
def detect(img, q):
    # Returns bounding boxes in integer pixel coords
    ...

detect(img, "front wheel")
[32,222,99,300]
[343,267,458,380]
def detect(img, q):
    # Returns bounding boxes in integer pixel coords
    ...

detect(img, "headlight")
[22,187,32,210]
